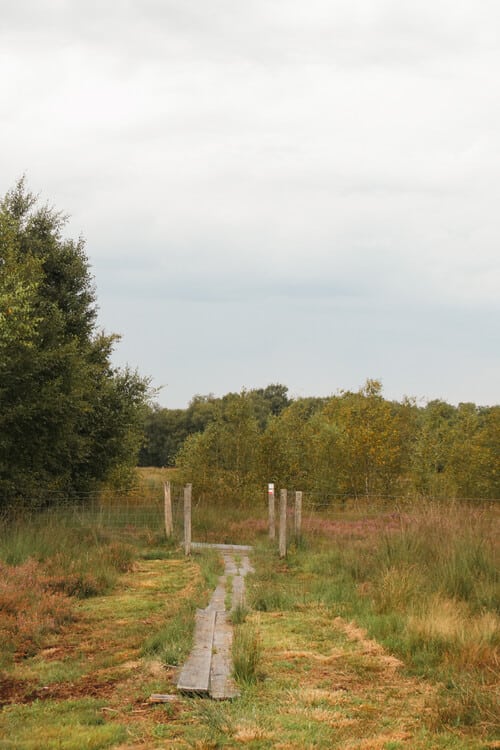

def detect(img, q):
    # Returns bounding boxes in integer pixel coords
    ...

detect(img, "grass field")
[0,470,498,748]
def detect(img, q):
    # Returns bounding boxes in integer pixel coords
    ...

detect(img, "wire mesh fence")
[1,484,497,552]
[0,487,184,534]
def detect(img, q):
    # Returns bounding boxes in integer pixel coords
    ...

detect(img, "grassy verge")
[0,548,220,749]
[245,500,499,742]
[141,548,222,666]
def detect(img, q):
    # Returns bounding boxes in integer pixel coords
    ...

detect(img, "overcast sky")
[1,1,499,407]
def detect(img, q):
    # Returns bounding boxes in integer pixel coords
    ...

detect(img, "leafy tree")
[261,382,415,502]
[329,380,412,498]
[185,394,218,433]
[176,391,261,504]
[259,397,326,491]
[249,383,291,429]
[475,406,500,498]
[411,400,459,497]
[138,394,218,467]
[138,405,190,466]
[0,206,42,348]
[140,385,290,469]
[412,401,500,499]
[0,179,150,506]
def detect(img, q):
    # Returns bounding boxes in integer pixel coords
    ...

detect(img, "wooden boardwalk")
[177,544,253,700]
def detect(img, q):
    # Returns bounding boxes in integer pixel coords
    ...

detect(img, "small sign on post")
[279,488,287,558]
[184,483,192,556]
[268,483,275,540]
[164,481,173,538]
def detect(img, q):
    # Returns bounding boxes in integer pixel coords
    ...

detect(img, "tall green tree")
[138,405,191,467]
[176,391,261,504]
[0,179,150,506]
[259,397,326,491]
[411,401,500,499]
[328,380,412,498]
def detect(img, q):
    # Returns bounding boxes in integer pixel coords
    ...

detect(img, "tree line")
[0,180,150,507]
[2,179,497,508]
[142,381,499,503]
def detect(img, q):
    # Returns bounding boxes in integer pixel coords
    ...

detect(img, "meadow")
[0,470,498,748]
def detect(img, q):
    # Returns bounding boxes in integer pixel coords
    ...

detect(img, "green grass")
[230,603,249,625]
[243,501,499,741]
[141,548,222,666]
[232,621,262,685]
[0,698,126,750]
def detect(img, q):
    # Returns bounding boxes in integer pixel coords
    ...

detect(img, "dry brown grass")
[0,560,74,663]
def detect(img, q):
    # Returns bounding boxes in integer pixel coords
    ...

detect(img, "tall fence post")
[164,481,173,538]
[294,490,302,543]
[279,488,287,558]
[184,483,192,556]
[268,483,275,540]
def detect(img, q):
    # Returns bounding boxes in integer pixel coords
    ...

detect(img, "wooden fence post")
[164,481,173,538]
[184,483,192,556]
[294,490,302,543]
[279,488,287,558]
[268,483,275,540]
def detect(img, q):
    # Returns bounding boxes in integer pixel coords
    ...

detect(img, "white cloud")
[1,0,499,405]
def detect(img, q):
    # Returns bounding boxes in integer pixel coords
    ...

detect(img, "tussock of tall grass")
[313,501,499,618]
[371,564,425,613]
[0,519,136,595]
[232,621,262,684]
[231,603,249,625]
[408,596,500,669]
[431,675,499,731]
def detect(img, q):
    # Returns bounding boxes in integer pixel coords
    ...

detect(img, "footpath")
[176,544,253,700]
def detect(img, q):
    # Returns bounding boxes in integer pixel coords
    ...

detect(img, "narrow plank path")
[177,544,253,700]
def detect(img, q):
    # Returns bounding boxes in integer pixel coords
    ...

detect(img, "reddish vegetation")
[302,513,402,538]
[228,518,268,536]
[0,560,74,661]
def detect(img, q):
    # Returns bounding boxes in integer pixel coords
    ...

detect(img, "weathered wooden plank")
[209,579,227,612]
[177,608,216,694]
[177,545,254,700]
[148,694,179,703]
[222,554,238,577]
[231,577,243,609]
[239,554,254,576]
[209,611,240,700]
